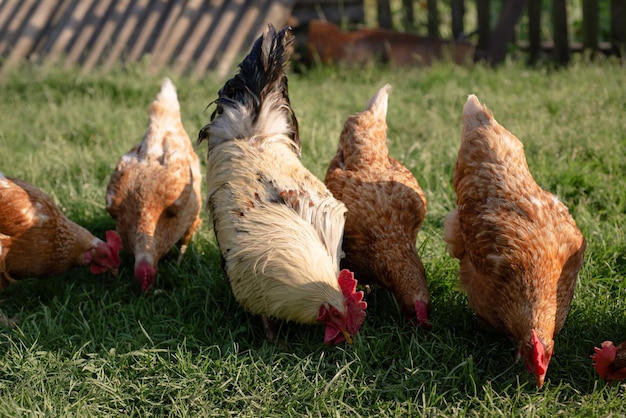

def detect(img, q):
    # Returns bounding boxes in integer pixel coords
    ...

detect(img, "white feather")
[207,136,347,323]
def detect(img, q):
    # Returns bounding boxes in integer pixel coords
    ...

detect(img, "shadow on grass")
[0,214,620,405]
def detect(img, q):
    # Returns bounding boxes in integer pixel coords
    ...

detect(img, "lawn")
[0,56,625,416]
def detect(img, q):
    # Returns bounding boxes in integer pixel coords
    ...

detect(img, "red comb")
[338,269,367,333]
[339,269,356,295]
[339,269,366,307]
[590,341,617,380]
[106,230,122,248]
[414,300,431,329]
[105,230,122,267]
[591,341,617,361]
[532,329,547,376]
[592,341,617,358]
[135,259,156,292]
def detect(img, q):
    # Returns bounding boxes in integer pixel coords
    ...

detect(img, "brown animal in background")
[325,84,430,327]
[591,341,626,383]
[198,25,367,345]
[443,95,586,388]
[0,173,121,288]
[306,20,474,67]
[106,78,202,292]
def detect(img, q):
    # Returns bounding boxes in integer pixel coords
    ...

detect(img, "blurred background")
[0,0,623,79]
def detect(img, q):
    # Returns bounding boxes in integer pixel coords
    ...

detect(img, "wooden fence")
[1,1,624,75]
[0,0,296,78]
[375,0,626,66]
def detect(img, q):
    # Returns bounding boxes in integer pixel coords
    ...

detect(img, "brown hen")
[443,94,586,388]
[0,174,121,288]
[325,84,430,327]
[106,78,202,292]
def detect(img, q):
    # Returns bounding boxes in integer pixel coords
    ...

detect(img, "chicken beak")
[341,328,353,344]
[536,378,545,389]
[109,266,119,277]
[536,373,545,389]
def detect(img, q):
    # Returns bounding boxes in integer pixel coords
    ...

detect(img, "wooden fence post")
[402,0,414,29]
[377,0,393,29]
[427,0,439,38]
[451,0,465,40]
[479,0,528,66]
[582,0,599,55]
[552,0,570,65]
[476,0,491,52]
[527,0,541,64]
[611,0,626,55]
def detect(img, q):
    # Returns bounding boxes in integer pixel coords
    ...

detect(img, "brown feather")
[1,176,108,286]
[325,85,430,324]
[444,95,586,386]
[106,78,202,290]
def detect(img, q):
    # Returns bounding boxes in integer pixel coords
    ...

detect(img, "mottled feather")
[443,94,586,388]
[106,78,202,291]
[325,84,430,326]
[1,175,120,287]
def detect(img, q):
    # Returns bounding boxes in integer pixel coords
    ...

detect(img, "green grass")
[1,56,626,416]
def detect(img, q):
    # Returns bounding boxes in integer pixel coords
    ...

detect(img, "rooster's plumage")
[198,25,366,345]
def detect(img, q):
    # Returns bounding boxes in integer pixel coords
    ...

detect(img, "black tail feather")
[198,24,299,150]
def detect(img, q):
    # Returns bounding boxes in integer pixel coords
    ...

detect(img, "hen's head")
[591,341,616,381]
[86,230,122,275]
[134,258,157,292]
[403,300,432,329]
[520,329,553,388]
[590,340,626,383]
[414,300,432,329]
[316,269,367,345]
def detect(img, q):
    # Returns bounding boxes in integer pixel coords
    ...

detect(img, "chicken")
[324,84,430,327]
[0,173,121,288]
[105,78,202,292]
[197,25,367,345]
[591,341,626,383]
[443,95,586,388]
